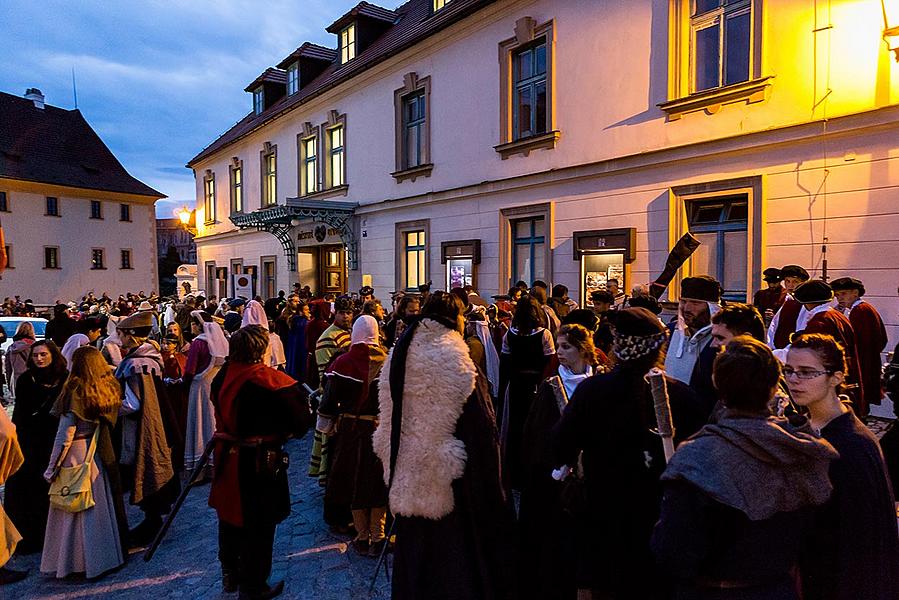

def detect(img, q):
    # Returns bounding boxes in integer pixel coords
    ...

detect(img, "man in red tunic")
[753,268,787,327]
[768,265,810,349]
[793,280,866,417]
[832,277,888,409]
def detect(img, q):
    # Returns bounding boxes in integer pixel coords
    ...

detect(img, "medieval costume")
[832,277,888,408]
[115,312,182,546]
[308,318,351,486]
[552,308,705,599]
[373,315,517,600]
[184,311,228,470]
[0,402,27,584]
[318,316,388,555]
[303,300,332,390]
[5,354,66,553]
[768,265,811,349]
[801,408,899,600]
[161,336,190,470]
[283,310,309,382]
[652,412,837,600]
[753,268,787,327]
[499,325,554,489]
[209,356,312,598]
[3,332,33,395]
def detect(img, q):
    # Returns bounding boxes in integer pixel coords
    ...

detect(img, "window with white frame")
[203,171,216,223]
[327,125,345,188]
[287,62,299,94]
[340,24,356,64]
[433,0,451,12]
[230,161,243,213]
[300,135,318,195]
[262,146,277,205]
[253,87,264,114]
[691,0,751,92]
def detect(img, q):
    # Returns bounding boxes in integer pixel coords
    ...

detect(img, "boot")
[222,567,239,593]
[128,514,163,549]
[239,580,284,600]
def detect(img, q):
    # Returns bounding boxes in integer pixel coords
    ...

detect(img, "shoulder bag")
[48,425,99,513]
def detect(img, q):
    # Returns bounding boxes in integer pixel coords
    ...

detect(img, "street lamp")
[175,207,197,235]
[882,0,899,61]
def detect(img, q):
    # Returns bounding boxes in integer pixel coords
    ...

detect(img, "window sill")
[391,163,433,183]
[658,76,774,121]
[91,267,107,271]
[43,267,62,270]
[120,267,134,270]
[204,220,217,226]
[300,184,349,200]
[45,213,61,217]
[90,217,104,220]
[494,130,560,160]
[120,219,132,223]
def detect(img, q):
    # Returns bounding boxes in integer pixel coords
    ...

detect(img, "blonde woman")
[41,346,125,579]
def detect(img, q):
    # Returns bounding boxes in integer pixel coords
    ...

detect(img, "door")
[320,244,347,295]
[298,249,319,295]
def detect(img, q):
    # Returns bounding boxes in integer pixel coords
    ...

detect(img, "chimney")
[24,88,45,109]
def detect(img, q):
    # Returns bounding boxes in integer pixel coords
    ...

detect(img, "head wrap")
[610,307,669,362]
[352,315,379,346]
[192,310,229,358]
[241,299,269,330]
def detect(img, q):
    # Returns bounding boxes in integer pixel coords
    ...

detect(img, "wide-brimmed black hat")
[793,280,833,304]
[762,267,782,283]
[830,277,865,296]
[780,265,810,281]
[681,275,722,303]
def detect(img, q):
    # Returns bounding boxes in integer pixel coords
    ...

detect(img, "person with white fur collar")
[372,291,516,599]
[664,275,722,416]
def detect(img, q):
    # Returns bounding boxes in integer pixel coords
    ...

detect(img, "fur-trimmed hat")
[762,268,782,283]
[117,310,154,331]
[681,275,722,303]
[793,280,833,304]
[830,277,865,297]
[780,265,810,281]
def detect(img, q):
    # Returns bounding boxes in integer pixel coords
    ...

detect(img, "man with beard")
[753,267,787,327]
[832,277,888,410]
[664,275,722,417]
[115,311,182,547]
[768,264,810,349]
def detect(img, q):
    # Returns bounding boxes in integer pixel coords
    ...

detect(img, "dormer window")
[433,0,451,12]
[253,87,264,114]
[340,23,356,64]
[287,62,299,95]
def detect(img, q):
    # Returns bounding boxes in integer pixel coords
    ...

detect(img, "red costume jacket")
[847,302,888,407]
[772,298,803,349]
[802,309,866,416]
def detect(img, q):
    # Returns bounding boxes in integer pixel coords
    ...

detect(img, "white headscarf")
[241,299,269,330]
[472,319,500,396]
[103,315,124,366]
[61,333,90,372]
[352,315,379,346]
[163,303,176,328]
[192,310,229,358]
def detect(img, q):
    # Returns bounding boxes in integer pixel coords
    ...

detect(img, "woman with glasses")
[785,333,899,600]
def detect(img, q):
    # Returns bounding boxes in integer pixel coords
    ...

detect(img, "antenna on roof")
[71,66,78,109]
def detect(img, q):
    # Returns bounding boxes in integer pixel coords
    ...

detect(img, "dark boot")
[238,580,284,600]
[222,567,239,593]
[128,514,163,549]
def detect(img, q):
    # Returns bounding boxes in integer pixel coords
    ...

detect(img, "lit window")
[402,92,426,169]
[511,217,546,284]
[91,248,105,270]
[691,0,751,92]
[90,200,102,219]
[46,196,59,216]
[263,151,277,205]
[433,0,451,11]
[231,163,243,213]
[253,87,264,114]
[287,62,299,95]
[301,136,318,195]
[121,249,132,269]
[328,126,344,188]
[204,172,216,223]
[340,24,356,64]
[44,246,59,269]
[512,41,547,140]
[688,195,748,300]
[404,230,426,290]
[120,203,131,221]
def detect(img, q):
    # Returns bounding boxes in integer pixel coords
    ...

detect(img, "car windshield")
[1,320,47,338]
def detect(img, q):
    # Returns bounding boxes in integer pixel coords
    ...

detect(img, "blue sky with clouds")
[1,0,364,217]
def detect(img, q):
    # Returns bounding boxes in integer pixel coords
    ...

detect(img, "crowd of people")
[0,266,896,599]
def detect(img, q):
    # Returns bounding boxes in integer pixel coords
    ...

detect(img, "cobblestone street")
[3,431,391,600]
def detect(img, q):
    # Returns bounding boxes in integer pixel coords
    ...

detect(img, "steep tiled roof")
[244,67,288,93]
[326,1,399,33]
[276,42,338,70]
[0,91,164,198]
[188,0,495,168]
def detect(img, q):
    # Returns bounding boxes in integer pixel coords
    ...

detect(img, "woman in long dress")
[4,321,35,395]
[4,341,66,554]
[41,346,126,579]
[183,311,228,471]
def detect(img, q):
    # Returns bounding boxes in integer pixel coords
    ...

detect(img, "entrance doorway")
[297,244,347,296]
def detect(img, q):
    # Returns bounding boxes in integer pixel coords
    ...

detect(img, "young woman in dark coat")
[786,333,899,600]
[208,325,313,600]
[4,341,66,553]
[519,324,604,600]
[652,337,838,600]
[551,308,706,599]
[499,295,555,489]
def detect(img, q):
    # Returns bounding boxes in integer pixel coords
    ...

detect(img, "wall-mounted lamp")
[882,0,899,61]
